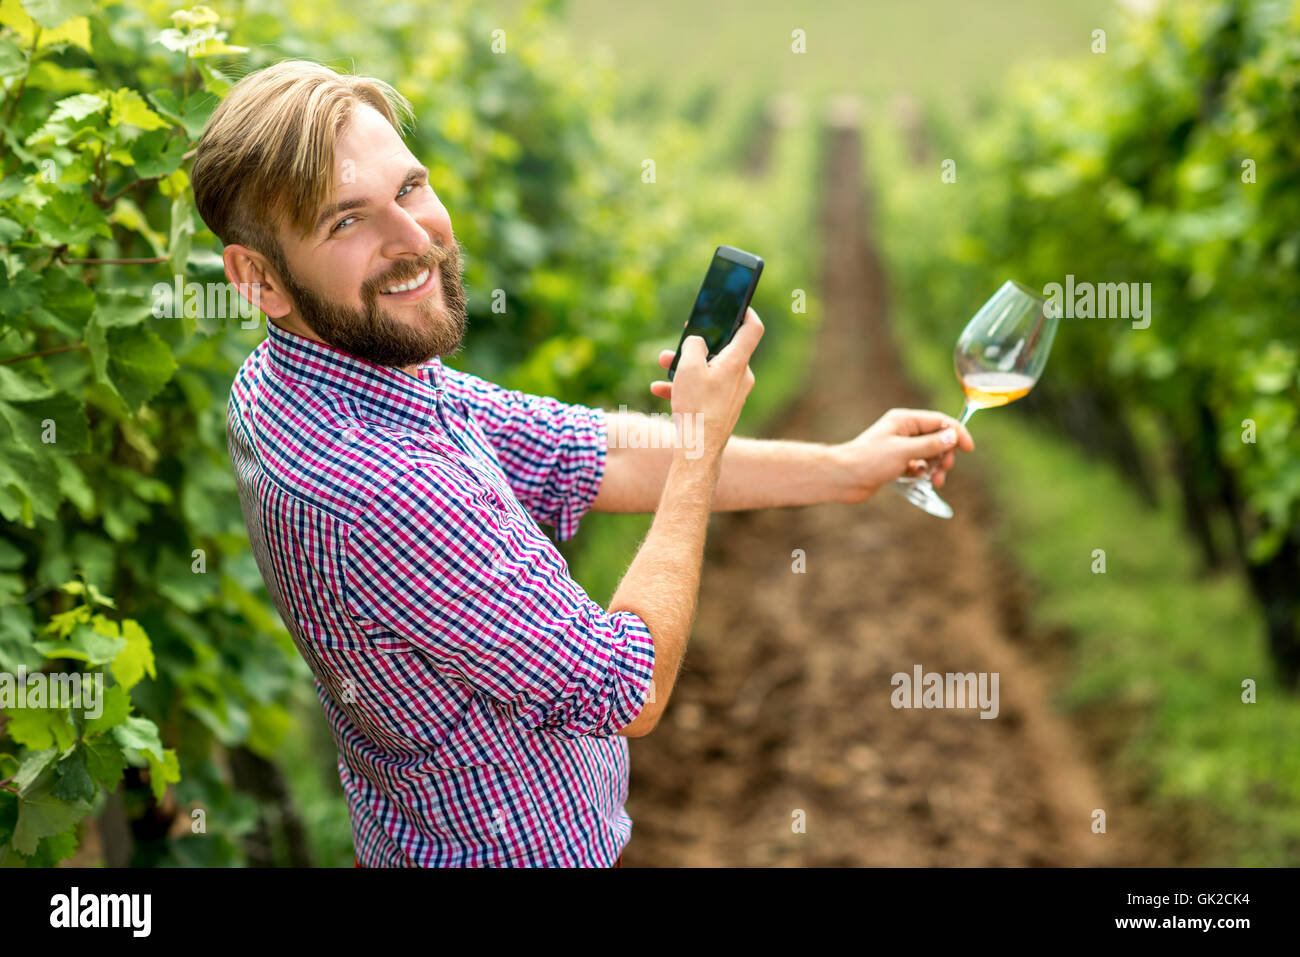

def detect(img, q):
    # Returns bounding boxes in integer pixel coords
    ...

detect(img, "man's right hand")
[650,307,764,463]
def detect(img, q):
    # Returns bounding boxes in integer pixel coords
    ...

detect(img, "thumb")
[898,427,958,461]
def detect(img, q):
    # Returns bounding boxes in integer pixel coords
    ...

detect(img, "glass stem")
[923,401,976,482]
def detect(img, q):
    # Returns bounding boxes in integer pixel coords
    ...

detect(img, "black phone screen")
[669,255,758,379]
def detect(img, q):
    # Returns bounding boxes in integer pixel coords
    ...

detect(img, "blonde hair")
[192,59,414,268]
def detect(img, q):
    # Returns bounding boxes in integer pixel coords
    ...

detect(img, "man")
[194,59,973,868]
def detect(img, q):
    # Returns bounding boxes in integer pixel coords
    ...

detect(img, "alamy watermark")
[890,664,1000,719]
[1042,274,1151,329]
[151,276,262,328]
[0,667,103,719]
[610,405,705,459]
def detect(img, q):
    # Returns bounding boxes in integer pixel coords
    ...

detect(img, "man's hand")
[833,408,975,504]
[651,308,764,462]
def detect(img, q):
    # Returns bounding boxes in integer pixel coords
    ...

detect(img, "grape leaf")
[82,734,127,790]
[109,618,155,691]
[20,0,95,31]
[4,704,75,751]
[12,766,91,855]
[52,746,95,802]
[83,679,129,734]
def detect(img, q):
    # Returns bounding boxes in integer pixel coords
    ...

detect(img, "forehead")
[335,104,415,180]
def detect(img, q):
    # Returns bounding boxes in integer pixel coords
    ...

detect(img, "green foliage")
[880,0,1300,635]
[876,0,1300,863]
[1,0,814,864]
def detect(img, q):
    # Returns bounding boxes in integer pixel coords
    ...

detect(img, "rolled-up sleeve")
[343,465,655,739]
[441,368,606,542]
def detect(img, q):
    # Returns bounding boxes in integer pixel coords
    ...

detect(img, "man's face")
[269,104,467,369]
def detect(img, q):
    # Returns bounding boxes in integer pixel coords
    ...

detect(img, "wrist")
[671,444,723,479]
[827,442,871,504]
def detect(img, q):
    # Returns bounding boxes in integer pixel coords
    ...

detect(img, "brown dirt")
[622,119,1151,867]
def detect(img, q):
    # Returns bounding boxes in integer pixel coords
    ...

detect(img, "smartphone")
[667,245,764,381]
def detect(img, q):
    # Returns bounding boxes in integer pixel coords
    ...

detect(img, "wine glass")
[893,279,1059,518]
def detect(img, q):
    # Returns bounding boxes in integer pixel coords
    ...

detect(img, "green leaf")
[20,0,95,31]
[12,765,91,855]
[0,538,23,569]
[0,35,25,77]
[0,392,89,454]
[42,603,89,639]
[52,746,95,802]
[27,827,79,865]
[33,621,125,665]
[105,325,177,410]
[145,747,179,802]
[197,60,232,97]
[127,128,188,178]
[170,6,219,27]
[0,436,60,523]
[12,748,58,791]
[176,94,213,140]
[0,262,43,320]
[91,287,152,329]
[109,619,154,691]
[82,734,127,790]
[108,87,168,132]
[145,88,183,124]
[60,581,115,608]
[53,457,94,515]
[168,193,193,274]
[111,714,165,761]
[83,680,129,734]
[41,90,105,123]
[4,704,76,751]
[1,1,90,52]
[37,268,95,335]
[0,365,56,401]
[32,190,111,246]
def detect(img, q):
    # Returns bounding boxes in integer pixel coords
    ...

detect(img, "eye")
[330,183,423,234]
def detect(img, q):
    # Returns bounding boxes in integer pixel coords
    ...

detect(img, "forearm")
[595,410,854,513]
[608,453,720,736]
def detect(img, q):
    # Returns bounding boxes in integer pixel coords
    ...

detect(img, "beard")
[276,237,468,368]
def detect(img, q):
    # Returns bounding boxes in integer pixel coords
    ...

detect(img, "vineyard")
[1,0,1297,868]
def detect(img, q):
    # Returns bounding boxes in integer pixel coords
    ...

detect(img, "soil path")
[623,116,1141,867]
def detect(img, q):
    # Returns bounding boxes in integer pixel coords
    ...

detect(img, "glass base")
[892,477,954,519]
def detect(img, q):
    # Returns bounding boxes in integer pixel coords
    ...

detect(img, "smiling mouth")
[379,264,439,300]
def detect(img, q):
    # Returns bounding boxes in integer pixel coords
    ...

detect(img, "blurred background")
[0,0,1296,866]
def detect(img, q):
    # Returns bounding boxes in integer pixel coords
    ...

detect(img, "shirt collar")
[264,320,446,433]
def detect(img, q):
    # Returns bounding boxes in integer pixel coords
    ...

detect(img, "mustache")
[364,241,460,297]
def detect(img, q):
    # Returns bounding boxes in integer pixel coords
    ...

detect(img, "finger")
[679,334,708,368]
[658,349,674,370]
[650,381,672,400]
[932,469,946,488]
[714,308,764,365]
[898,426,960,461]
[890,409,974,450]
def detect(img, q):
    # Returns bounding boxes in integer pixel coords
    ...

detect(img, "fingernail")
[940,428,956,446]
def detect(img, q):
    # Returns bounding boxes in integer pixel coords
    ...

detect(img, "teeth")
[383,268,430,294]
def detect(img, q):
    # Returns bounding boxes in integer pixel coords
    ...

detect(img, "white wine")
[959,371,1036,409]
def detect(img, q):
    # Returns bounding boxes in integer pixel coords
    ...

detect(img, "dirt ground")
[622,122,1153,868]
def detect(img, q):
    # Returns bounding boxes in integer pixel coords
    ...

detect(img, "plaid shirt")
[227,321,656,867]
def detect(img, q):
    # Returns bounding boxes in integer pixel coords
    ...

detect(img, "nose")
[381,202,434,262]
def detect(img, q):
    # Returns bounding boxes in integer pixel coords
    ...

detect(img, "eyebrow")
[314,165,430,235]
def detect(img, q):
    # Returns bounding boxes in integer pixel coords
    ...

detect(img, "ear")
[223,244,292,320]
